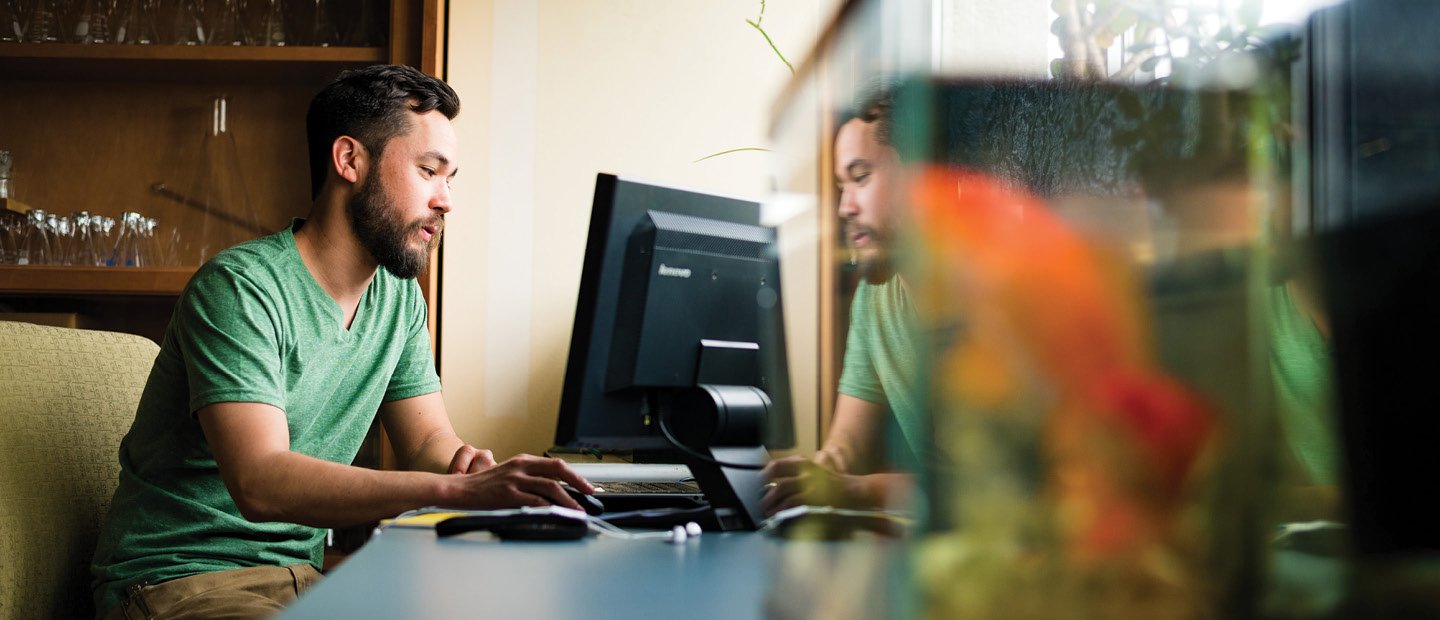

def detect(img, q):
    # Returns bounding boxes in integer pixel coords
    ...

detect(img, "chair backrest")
[0,321,158,620]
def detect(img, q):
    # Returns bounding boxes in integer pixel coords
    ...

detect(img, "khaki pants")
[103,564,323,620]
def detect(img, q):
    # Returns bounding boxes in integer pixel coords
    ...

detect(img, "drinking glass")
[1,0,26,42]
[72,0,115,43]
[256,0,284,46]
[24,0,66,42]
[165,0,204,45]
[112,0,157,44]
[68,211,95,265]
[17,209,52,266]
[109,211,146,267]
[0,217,17,264]
[89,214,112,265]
[47,212,72,265]
[205,0,247,45]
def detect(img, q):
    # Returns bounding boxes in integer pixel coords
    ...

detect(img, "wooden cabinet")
[0,1,445,342]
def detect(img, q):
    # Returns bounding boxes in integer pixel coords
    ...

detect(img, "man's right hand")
[450,455,594,512]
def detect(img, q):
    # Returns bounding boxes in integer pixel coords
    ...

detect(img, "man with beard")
[761,90,921,516]
[91,65,593,619]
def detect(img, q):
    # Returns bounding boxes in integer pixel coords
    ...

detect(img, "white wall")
[441,0,838,459]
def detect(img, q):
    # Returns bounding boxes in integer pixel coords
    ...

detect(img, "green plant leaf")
[747,18,794,75]
[693,147,772,163]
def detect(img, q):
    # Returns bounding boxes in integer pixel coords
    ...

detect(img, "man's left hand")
[447,444,497,474]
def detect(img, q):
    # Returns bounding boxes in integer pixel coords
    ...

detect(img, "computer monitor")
[554,173,794,530]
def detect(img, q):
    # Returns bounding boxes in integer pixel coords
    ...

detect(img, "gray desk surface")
[281,526,903,620]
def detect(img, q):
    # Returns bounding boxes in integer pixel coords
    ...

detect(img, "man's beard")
[845,223,893,284]
[347,177,442,279]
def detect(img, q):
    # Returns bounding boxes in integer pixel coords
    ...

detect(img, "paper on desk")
[381,511,471,529]
[381,506,593,530]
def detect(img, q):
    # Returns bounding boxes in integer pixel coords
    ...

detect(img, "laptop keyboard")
[592,481,701,495]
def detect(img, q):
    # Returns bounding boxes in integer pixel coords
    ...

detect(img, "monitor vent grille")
[648,211,772,259]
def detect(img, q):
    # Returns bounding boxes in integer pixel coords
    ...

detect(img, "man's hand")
[449,455,595,512]
[447,444,497,474]
[760,455,874,516]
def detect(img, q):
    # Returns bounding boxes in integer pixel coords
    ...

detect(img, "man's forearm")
[229,450,459,528]
[402,430,468,474]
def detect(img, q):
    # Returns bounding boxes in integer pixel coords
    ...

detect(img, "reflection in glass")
[174,96,261,266]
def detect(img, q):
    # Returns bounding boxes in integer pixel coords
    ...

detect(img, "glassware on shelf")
[112,0,157,44]
[46,212,72,265]
[1,0,26,43]
[89,214,113,265]
[108,211,149,267]
[72,0,114,43]
[255,0,283,46]
[17,209,52,266]
[307,0,337,46]
[174,96,261,266]
[24,0,66,43]
[0,218,15,265]
[68,211,95,266]
[205,0,247,45]
[165,0,204,45]
[0,150,13,203]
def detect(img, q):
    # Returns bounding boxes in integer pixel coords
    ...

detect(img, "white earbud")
[684,522,702,538]
[667,525,688,544]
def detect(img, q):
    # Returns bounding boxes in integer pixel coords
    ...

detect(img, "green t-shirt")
[837,275,924,464]
[90,221,441,616]
[1269,283,1339,486]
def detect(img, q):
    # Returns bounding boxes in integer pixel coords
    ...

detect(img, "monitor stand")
[683,446,768,531]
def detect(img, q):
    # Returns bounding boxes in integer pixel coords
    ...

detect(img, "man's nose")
[837,189,857,219]
[432,182,453,214]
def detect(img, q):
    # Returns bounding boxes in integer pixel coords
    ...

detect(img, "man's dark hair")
[305,64,461,199]
[851,86,894,148]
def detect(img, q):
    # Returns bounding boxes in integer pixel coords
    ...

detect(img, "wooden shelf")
[0,265,196,296]
[0,43,387,82]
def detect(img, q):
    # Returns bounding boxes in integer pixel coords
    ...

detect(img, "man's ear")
[332,136,367,185]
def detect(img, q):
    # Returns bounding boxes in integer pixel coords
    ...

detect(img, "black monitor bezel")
[554,173,783,452]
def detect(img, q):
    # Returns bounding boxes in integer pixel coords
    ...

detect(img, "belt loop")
[124,582,154,620]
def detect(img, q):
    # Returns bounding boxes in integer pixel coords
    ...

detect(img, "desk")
[281,527,904,619]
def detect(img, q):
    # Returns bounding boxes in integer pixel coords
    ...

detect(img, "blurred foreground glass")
[173,96,261,266]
